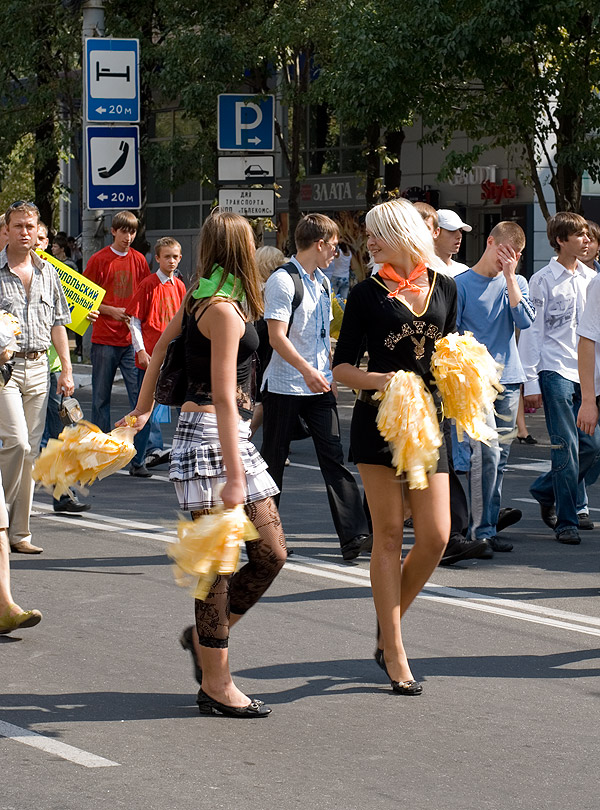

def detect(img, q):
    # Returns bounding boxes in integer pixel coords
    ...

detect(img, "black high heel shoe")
[391,679,423,696]
[196,689,271,718]
[180,626,202,685]
[517,434,537,445]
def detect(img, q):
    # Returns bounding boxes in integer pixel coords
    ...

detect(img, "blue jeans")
[530,371,600,533]
[331,277,349,300]
[90,343,145,462]
[468,383,521,539]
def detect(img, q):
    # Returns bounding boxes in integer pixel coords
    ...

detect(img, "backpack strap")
[279,261,304,336]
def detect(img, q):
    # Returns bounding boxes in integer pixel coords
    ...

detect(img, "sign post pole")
[81,0,106,274]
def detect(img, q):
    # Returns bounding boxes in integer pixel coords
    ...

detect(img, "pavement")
[1,381,599,810]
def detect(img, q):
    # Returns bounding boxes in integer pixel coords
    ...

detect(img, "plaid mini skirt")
[169,411,279,510]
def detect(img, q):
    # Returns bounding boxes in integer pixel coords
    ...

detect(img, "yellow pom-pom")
[168,505,260,600]
[32,420,136,498]
[431,332,503,444]
[373,370,442,489]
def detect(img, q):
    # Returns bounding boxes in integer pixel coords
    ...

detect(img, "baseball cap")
[437,209,472,232]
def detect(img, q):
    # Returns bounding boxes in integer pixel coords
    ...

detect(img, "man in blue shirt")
[455,221,535,553]
[261,214,370,561]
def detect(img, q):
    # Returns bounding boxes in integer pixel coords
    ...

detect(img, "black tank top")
[183,302,259,420]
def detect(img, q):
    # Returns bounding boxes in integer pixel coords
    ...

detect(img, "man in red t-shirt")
[83,211,150,473]
[127,237,186,468]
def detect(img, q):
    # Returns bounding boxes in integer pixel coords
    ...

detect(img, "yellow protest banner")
[36,250,106,336]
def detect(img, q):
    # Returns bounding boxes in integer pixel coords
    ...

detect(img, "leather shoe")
[578,512,594,530]
[341,533,372,561]
[556,527,581,545]
[11,540,43,554]
[475,539,494,559]
[439,533,490,566]
[487,535,513,552]
[54,492,91,513]
[129,464,152,478]
[496,507,522,533]
[145,449,171,468]
[539,503,557,529]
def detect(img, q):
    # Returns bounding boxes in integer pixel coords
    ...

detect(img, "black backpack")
[255,260,329,379]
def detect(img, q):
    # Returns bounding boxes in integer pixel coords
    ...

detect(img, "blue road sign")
[86,126,141,210]
[218,94,275,151]
[86,38,140,123]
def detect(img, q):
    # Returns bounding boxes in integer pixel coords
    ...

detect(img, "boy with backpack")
[260,214,370,561]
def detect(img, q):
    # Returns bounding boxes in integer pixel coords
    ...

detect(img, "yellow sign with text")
[36,250,106,336]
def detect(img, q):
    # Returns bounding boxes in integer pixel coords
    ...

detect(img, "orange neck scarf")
[378,262,427,297]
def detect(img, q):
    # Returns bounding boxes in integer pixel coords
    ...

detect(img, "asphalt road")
[2,382,599,810]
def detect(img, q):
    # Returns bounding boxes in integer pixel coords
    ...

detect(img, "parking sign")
[218,94,275,151]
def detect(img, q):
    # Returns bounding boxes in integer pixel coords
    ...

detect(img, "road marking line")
[32,504,600,637]
[514,496,600,514]
[0,720,119,768]
[284,556,600,637]
[33,501,178,534]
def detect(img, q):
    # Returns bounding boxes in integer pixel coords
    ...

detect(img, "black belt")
[14,350,45,360]
[356,389,378,407]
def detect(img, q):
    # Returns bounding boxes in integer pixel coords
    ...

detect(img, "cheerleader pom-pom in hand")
[373,370,442,490]
[431,331,503,444]
[0,310,21,353]
[168,505,259,601]
[32,418,137,499]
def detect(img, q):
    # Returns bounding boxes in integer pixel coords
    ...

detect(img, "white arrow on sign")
[248,137,261,145]
[98,193,108,201]
[96,106,107,114]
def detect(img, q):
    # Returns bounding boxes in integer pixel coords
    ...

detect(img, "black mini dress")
[332,270,457,469]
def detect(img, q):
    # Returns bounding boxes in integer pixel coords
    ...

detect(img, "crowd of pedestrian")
[1,196,599,715]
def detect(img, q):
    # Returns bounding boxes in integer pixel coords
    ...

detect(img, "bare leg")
[516,390,528,438]
[402,473,450,614]
[0,527,19,615]
[359,464,414,684]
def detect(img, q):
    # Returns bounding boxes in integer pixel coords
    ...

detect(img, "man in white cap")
[434,209,472,276]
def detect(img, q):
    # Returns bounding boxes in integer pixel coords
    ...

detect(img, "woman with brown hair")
[332,199,456,695]
[120,211,286,717]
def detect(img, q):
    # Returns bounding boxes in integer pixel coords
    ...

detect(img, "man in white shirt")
[433,209,471,276]
[519,212,600,544]
[261,214,370,561]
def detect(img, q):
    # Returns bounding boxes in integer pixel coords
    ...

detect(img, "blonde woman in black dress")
[332,199,455,695]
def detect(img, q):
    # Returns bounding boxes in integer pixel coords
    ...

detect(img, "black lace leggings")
[191,497,287,648]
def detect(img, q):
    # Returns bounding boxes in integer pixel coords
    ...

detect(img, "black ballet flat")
[374,648,388,676]
[180,626,202,685]
[196,689,271,718]
[391,679,423,696]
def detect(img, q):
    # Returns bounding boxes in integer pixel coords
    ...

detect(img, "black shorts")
[349,397,449,474]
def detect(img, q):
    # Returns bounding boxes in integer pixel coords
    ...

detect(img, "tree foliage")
[413,0,600,215]
[0,1,81,229]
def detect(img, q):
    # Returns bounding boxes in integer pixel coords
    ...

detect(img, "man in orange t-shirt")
[127,237,186,468]
[83,211,150,474]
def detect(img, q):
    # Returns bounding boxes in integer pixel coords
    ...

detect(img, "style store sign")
[480,178,517,204]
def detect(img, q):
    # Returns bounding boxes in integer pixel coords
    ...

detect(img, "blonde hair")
[255,246,285,283]
[365,199,437,268]
[154,236,182,256]
[185,211,263,321]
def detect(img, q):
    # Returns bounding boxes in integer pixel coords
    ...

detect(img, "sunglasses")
[9,200,39,212]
